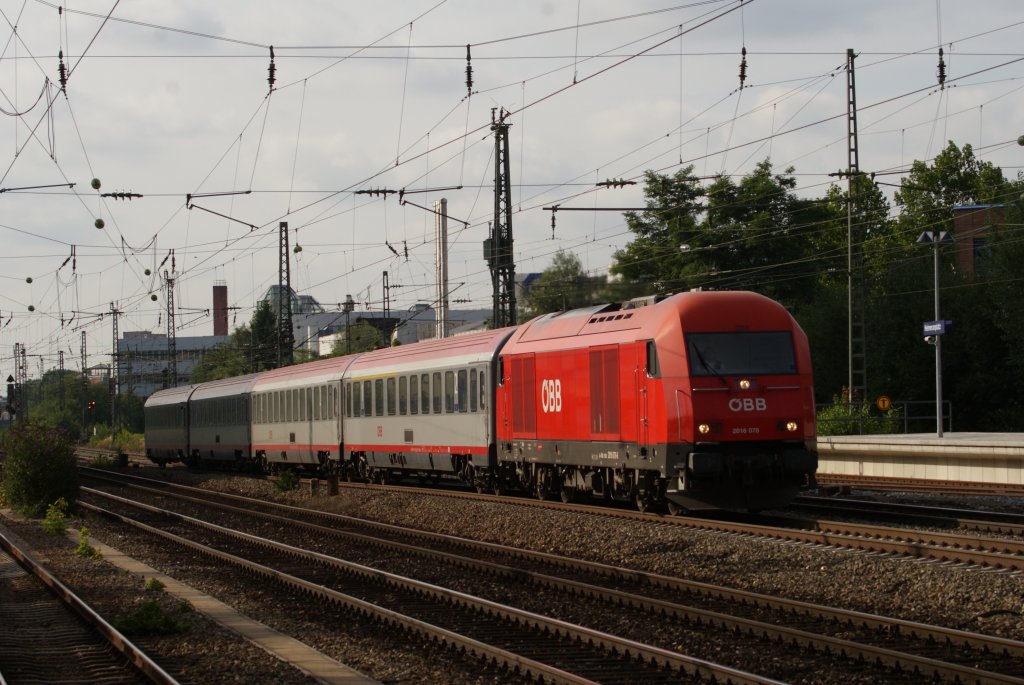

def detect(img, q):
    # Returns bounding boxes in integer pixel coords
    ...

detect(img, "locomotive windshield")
[686,331,797,376]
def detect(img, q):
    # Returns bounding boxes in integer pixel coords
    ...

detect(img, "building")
[117,331,229,399]
[116,284,492,400]
[952,204,1004,276]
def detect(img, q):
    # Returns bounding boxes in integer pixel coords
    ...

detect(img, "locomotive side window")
[399,376,408,415]
[409,375,419,414]
[387,377,397,416]
[421,374,431,414]
[432,372,443,414]
[470,370,478,412]
[362,380,372,417]
[686,331,796,376]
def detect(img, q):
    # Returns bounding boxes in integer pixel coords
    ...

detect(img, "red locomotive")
[145,290,817,512]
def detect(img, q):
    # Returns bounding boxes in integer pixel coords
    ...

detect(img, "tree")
[610,167,705,292]
[1,419,78,517]
[329,319,385,356]
[521,250,602,318]
[191,300,282,382]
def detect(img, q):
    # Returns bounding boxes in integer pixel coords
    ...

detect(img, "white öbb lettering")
[540,379,563,413]
[728,397,767,412]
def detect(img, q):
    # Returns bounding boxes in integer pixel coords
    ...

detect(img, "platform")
[815,432,1024,489]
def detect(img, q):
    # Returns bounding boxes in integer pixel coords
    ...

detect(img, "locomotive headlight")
[698,423,711,435]
[739,379,751,390]
[785,421,799,432]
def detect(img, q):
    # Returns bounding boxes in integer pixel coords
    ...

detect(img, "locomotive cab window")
[646,340,660,378]
[686,331,797,376]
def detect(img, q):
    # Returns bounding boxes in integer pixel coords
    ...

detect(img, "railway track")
[81,469,1024,684]
[77,485,780,684]
[815,473,1024,497]
[0,528,177,685]
[791,495,1024,536]
[84,465,1024,572]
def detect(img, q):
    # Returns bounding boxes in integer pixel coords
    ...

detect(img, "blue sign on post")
[923,320,952,335]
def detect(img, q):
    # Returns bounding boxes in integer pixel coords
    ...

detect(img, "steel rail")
[79,494,782,685]
[0,529,180,685]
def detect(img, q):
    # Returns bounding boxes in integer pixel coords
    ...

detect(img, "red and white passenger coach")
[145,290,817,512]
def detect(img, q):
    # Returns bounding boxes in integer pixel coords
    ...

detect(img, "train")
[145,291,818,512]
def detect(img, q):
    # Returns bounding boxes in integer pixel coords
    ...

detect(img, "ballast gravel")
[5,466,1024,685]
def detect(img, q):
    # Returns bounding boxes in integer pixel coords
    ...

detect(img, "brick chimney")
[213,282,228,336]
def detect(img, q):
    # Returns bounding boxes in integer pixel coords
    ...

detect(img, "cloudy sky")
[1,0,1022,376]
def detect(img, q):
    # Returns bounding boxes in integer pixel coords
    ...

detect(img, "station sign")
[922,320,952,336]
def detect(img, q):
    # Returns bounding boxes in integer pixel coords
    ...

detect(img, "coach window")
[445,371,455,413]
[352,383,360,417]
[470,370,478,412]
[362,380,372,417]
[322,385,330,420]
[432,372,442,414]
[374,379,384,417]
[399,377,408,415]
[298,388,305,421]
[312,387,320,420]
[479,371,487,409]
[409,375,419,414]
[457,370,468,413]
[345,383,352,417]
[386,377,397,416]
[421,373,431,414]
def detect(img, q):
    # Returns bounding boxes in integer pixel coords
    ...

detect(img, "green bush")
[816,393,903,436]
[112,599,190,636]
[144,577,166,592]
[1,420,79,517]
[41,498,69,537]
[275,469,298,492]
[75,527,102,559]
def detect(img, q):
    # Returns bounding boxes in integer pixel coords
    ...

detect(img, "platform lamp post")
[343,294,356,355]
[916,228,954,437]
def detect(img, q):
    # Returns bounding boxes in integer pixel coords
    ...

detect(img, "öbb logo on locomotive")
[728,397,767,412]
[540,378,563,413]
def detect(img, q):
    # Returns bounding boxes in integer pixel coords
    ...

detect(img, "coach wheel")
[666,501,686,516]
[560,486,577,504]
[635,492,655,513]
